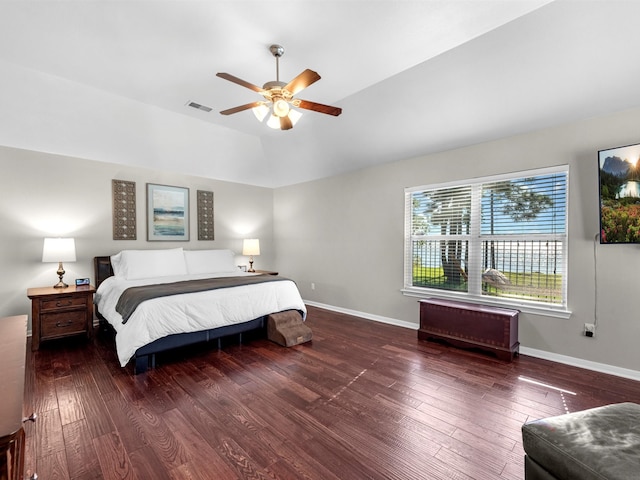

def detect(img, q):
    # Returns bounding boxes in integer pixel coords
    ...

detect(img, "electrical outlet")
[311,282,315,290]
[584,323,595,338]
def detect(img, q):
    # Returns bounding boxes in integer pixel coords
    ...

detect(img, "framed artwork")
[197,190,215,240]
[147,183,190,241]
[112,179,136,240]
[598,142,640,244]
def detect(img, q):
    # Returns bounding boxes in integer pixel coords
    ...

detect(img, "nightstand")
[254,269,279,276]
[27,285,96,351]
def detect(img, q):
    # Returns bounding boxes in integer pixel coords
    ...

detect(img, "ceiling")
[1,1,640,188]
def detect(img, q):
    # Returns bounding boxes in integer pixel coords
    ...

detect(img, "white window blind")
[404,166,569,311]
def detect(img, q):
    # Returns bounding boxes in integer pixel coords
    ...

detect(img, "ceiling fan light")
[252,104,269,122]
[273,98,290,117]
[289,109,302,126]
[266,114,281,129]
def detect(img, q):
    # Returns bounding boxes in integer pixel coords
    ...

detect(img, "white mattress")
[95,271,307,367]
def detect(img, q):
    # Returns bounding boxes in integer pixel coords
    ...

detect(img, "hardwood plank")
[62,419,103,479]
[131,403,189,470]
[262,438,342,480]
[55,375,86,425]
[71,364,116,439]
[162,408,239,479]
[286,409,383,479]
[93,432,136,480]
[32,369,59,413]
[101,390,149,452]
[216,437,271,480]
[37,450,71,480]
[35,408,65,458]
[128,446,173,480]
[167,462,212,480]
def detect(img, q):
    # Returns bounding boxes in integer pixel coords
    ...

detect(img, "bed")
[93,248,306,373]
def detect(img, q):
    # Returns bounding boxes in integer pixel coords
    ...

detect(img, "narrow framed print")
[112,179,136,240]
[197,190,214,240]
[147,183,190,241]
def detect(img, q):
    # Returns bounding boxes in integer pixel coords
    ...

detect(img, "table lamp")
[242,238,260,272]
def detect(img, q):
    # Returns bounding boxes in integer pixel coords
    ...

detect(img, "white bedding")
[95,271,307,367]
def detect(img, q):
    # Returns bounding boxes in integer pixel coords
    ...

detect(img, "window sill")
[401,287,572,319]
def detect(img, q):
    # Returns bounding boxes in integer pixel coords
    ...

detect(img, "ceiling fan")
[216,44,342,131]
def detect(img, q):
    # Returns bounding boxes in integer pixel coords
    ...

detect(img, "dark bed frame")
[94,256,268,374]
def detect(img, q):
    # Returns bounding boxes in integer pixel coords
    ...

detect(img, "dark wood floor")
[23,305,640,480]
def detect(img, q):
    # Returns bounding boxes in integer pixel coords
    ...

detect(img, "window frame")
[403,165,571,318]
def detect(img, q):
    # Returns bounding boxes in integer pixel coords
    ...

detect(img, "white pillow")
[110,251,124,276]
[111,248,187,280]
[184,249,237,274]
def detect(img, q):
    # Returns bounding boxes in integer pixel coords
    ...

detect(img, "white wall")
[274,106,640,373]
[0,146,274,330]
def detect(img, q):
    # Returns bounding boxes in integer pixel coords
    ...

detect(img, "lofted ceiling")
[1,1,640,187]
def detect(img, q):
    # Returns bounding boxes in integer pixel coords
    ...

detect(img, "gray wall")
[274,106,640,374]
[3,106,640,375]
[0,146,275,330]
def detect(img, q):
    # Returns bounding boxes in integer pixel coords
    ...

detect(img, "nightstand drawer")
[41,296,87,311]
[41,310,87,338]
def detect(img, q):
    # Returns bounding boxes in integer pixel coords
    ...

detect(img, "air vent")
[186,101,212,112]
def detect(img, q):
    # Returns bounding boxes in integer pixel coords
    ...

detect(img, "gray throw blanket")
[116,275,290,324]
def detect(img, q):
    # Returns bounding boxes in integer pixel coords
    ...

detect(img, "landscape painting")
[147,183,189,241]
[599,142,640,243]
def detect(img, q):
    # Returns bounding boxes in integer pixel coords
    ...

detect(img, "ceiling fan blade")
[284,69,321,95]
[280,116,293,130]
[296,99,342,116]
[216,73,264,93]
[219,101,263,115]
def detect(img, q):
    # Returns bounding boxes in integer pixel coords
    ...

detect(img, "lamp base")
[54,262,68,288]
[248,258,255,273]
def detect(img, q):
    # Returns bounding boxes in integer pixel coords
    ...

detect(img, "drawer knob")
[23,412,37,423]
[55,320,73,328]
[56,300,72,307]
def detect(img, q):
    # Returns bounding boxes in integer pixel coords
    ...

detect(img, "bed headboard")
[94,256,114,289]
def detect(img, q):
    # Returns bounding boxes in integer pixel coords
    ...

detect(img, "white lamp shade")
[267,114,281,129]
[252,104,269,122]
[42,238,76,263]
[242,238,260,256]
[289,109,302,126]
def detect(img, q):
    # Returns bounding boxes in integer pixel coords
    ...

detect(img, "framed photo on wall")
[147,183,190,241]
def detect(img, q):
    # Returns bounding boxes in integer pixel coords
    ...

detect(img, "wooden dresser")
[0,315,28,480]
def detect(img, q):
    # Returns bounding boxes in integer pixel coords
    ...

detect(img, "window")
[404,166,568,313]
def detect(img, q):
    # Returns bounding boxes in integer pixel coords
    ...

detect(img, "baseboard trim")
[304,300,640,382]
[518,346,640,382]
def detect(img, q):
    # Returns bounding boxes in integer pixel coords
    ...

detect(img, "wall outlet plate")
[584,323,596,337]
